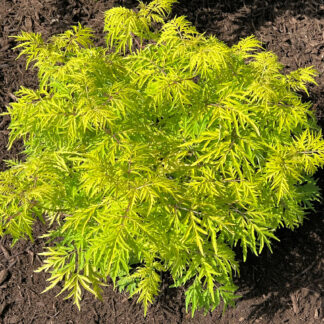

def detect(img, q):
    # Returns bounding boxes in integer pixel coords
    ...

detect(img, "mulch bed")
[0,0,323,323]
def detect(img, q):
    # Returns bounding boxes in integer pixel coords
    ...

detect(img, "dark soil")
[0,0,323,323]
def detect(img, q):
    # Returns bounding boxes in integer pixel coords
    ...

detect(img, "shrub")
[1,0,323,317]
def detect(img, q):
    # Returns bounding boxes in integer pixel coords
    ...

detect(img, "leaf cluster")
[0,0,323,317]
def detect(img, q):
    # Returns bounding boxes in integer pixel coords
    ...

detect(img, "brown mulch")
[0,0,323,323]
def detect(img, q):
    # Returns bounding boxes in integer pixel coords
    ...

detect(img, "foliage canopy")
[1,0,323,317]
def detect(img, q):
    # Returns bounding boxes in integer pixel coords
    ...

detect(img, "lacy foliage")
[0,0,323,317]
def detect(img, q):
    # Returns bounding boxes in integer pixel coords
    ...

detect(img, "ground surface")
[0,0,323,323]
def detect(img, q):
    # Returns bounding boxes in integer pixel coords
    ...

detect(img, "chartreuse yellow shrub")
[1,0,323,317]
